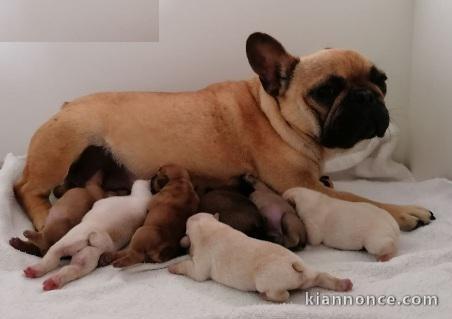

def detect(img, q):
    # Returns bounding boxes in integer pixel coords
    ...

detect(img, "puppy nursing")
[23,180,152,290]
[100,164,199,267]
[10,172,104,256]
[169,213,352,302]
[242,174,307,249]
[283,187,400,261]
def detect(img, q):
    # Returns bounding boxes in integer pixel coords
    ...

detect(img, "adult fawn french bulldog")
[14,32,434,240]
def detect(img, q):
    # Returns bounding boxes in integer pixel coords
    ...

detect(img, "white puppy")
[23,180,152,290]
[169,213,352,302]
[283,187,399,261]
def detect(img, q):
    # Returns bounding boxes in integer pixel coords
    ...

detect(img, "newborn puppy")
[283,187,400,261]
[241,174,307,249]
[23,180,152,290]
[101,164,199,267]
[9,172,104,256]
[199,189,264,238]
[169,213,352,302]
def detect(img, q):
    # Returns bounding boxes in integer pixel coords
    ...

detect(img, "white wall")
[0,0,158,42]
[408,0,452,179]
[0,0,413,161]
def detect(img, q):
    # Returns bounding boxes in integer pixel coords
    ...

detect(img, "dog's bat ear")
[246,32,299,97]
[213,213,220,220]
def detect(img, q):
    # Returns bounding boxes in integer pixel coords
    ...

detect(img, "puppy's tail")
[122,254,190,272]
[292,261,304,273]
[88,231,114,252]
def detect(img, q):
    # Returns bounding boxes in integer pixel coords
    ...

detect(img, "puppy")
[199,189,264,239]
[241,174,307,249]
[23,180,152,290]
[169,213,352,302]
[9,172,104,256]
[100,164,199,267]
[283,187,399,261]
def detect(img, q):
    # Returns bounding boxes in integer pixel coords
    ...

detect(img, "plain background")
[0,0,449,179]
[0,0,158,41]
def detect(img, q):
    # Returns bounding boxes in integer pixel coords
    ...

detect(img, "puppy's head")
[246,32,389,149]
[150,164,190,193]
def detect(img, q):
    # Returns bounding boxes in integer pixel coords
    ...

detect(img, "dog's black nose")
[350,88,375,104]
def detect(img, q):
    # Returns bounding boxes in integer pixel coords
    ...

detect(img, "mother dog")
[15,32,434,235]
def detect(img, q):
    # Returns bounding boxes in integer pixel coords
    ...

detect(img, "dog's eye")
[310,76,344,106]
[369,66,387,95]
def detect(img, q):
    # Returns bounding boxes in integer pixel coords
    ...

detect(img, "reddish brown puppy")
[100,164,199,267]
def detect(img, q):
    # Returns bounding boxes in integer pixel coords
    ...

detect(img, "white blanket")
[1,153,451,319]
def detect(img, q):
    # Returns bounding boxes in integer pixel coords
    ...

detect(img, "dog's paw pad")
[43,278,59,291]
[24,267,37,278]
[338,279,353,292]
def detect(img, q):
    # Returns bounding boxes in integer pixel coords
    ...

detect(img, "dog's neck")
[254,81,323,164]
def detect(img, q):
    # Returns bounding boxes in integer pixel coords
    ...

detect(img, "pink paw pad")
[377,254,392,262]
[339,279,353,291]
[24,267,38,278]
[43,278,59,291]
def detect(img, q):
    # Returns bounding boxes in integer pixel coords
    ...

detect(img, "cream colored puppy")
[23,180,152,290]
[283,187,399,261]
[168,213,352,302]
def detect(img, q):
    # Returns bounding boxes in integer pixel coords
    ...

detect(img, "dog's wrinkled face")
[246,32,390,149]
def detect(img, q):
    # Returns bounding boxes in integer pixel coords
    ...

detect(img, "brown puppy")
[100,164,199,267]
[9,172,104,256]
[199,189,264,239]
[14,32,433,233]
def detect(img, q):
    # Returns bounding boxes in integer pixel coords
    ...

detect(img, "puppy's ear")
[213,213,220,220]
[246,32,299,97]
[180,236,190,248]
[150,173,169,194]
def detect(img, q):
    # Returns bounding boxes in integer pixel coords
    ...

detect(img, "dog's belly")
[66,90,257,180]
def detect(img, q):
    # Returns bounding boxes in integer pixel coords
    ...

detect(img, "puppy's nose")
[350,88,375,104]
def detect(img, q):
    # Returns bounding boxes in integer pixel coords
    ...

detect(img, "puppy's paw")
[98,252,115,267]
[43,278,60,291]
[23,267,38,278]
[168,264,180,274]
[377,254,393,262]
[112,256,135,268]
[336,279,353,292]
[393,205,435,231]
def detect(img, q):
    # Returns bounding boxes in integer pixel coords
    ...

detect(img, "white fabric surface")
[325,123,414,181]
[1,153,451,319]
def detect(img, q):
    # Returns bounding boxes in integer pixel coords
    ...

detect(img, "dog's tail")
[88,231,114,252]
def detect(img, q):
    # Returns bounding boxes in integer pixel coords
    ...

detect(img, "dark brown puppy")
[199,189,264,239]
[100,164,199,267]
[53,146,133,198]
[9,172,104,256]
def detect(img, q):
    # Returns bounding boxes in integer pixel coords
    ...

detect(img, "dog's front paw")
[393,205,435,231]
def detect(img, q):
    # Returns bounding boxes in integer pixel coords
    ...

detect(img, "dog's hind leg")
[43,246,102,290]
[14,115,91,231]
